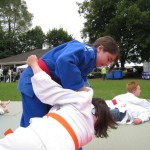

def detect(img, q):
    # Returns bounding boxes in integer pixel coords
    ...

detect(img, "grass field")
[0,78,149,101]
[0,82,21,101]
[89,78,150,99]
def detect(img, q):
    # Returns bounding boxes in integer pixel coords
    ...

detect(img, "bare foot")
[1,100,10,108]
[3,107,9,113]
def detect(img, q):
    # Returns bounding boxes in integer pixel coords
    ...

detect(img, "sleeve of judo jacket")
[137,112,150,123]
[126,94,150,108]
[31,71,93,109]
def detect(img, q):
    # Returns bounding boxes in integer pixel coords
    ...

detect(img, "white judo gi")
[108,92,150,124]
[0,71,95,150]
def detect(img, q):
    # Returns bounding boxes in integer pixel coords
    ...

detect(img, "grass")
[89,78,150,100]
[0,78,149,101]
[0,82,21,101]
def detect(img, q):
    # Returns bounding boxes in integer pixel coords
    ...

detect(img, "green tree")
[0,0,33,36]
[0,0,33,58]
[77,0,150,67]
[46,28,74,47]
[17,26,45,53]
[77,0,119,43]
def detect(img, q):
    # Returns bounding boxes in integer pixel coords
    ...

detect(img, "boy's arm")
[133,113,150,124]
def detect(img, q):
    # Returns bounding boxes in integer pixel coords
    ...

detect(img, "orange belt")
[46,113,79,150]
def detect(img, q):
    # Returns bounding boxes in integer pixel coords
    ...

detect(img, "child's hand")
[132,118,142,125]
[27,55,38,67]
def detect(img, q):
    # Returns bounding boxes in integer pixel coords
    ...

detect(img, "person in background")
[3,67,8,83]
[0,55,117,150]
[0,100,10,115]
[101,66,107,80]
[109,81,150,125]
[18,36,119,128]
[0,68,3,82]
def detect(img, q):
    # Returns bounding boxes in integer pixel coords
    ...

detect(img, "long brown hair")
[92,98,118,138]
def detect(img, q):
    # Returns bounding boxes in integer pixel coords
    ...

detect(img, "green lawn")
[89,78,150,99]
[0,82,21,101]
[0,78,149,101]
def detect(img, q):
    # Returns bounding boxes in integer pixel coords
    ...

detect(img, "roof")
[0,49,49,65]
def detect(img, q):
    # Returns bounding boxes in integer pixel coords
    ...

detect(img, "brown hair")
[92,98,117,138]
[126,81,139,93]
[93,36,119,72]
[93,36,119,54]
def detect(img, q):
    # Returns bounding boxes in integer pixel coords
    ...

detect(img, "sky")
[24,0,85,42]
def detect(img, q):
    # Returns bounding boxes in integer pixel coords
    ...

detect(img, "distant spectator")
[3,67,8,82]
[133,67,137,73]
[0,68,3,82]
[101,67,107,80]
[12,70,17,82]
[7,69,12,82]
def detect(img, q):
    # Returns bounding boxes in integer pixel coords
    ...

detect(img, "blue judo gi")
[18,40,96,128]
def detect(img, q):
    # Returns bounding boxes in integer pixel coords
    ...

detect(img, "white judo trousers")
[0,71,95,150]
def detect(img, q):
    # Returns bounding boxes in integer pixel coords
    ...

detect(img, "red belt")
[45,113,79,150]
[38,59,52,77]
[112,99,117,105]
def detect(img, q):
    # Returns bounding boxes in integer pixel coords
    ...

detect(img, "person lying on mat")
[109,81,150,125]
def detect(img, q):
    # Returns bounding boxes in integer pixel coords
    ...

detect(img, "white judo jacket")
[112,92,150,124]
[30,71,95,149]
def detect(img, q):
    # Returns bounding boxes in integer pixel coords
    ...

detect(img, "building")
[0,49,49,69]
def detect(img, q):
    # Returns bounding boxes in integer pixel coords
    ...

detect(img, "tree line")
[78,0,150,67]
[0,0,150,68]
[0,0,74,59]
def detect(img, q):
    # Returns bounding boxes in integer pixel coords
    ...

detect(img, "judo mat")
[0,101,22,138]
[0,101,150,150]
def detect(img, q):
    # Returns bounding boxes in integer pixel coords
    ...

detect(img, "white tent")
[125,63,143,68]
[17,64,28,69]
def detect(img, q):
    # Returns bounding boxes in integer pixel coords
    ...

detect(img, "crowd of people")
[0,67,23,83]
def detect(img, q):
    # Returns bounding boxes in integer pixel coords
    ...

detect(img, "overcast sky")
[24,0,85,41]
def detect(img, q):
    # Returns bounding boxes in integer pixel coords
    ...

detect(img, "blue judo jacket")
[18,40,96,96]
